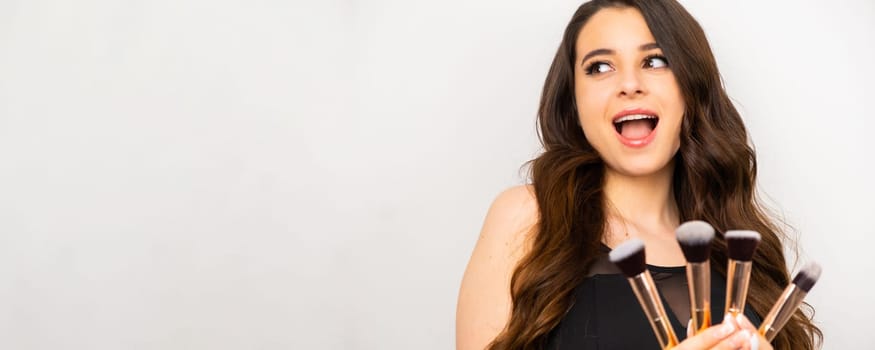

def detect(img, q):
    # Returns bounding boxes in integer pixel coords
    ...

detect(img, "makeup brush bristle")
[725,230,761,261]
[676,220,715,263]
[609,238,647,278]
[792,261,822,293]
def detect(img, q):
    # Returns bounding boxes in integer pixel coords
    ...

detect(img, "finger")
[751,331,774,350]
[711,330,753,350]
[735,315,774,350]
[674,318,737,349]
[735,314,757,330]
[750,332,759,350]
[735,314,758,333]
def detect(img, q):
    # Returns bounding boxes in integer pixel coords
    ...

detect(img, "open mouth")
[613,114,659,140]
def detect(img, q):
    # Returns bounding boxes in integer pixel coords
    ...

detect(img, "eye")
[584,61,614,75]
[644,55,669,69]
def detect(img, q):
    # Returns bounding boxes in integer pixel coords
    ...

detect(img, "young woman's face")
[574,7,684,177]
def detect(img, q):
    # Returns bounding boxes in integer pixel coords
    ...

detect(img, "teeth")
[614,114,657,123]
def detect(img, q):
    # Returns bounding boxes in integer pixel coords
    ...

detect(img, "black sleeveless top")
[546,245,763,349]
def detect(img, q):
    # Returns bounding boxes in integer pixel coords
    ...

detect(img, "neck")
[603,162,679,238]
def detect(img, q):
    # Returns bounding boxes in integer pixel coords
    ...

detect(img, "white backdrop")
[0,0,872,349]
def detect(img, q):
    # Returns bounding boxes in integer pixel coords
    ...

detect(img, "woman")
[456,1,822,349]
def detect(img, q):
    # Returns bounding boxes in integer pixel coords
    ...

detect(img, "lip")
[612,108,659,148]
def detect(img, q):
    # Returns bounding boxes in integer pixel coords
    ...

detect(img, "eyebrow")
[580,42,661,66]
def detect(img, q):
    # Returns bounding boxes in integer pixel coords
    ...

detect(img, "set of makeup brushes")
[608,220,821,348]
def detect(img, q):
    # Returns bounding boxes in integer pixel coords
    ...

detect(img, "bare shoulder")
[468,184,540,267]
[456,185,540,350]
[482,184,539,239]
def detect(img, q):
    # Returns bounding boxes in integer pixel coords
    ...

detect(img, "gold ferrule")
[686,261,711,335]
[629,272,679,349]
[759,284,808,341]
[725,260,753,317]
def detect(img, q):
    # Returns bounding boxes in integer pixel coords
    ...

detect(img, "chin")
[614,166,668,177]
[606,156,675,177]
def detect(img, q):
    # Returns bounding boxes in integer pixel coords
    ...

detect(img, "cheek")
[658,80,685,130]
[575,102,602,141]
[666,79,685,114]
[575,86,610,127]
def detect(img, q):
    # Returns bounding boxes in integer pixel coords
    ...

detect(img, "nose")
[617,69,646,97]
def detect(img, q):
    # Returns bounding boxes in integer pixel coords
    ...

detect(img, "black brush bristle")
[676,220,715,263]
[725,230,761,261]
[792,261,822,292]
[609,239,646,277]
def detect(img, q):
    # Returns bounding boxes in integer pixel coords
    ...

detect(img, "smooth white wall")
[0,0,872,349]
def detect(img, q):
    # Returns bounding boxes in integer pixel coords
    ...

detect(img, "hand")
[734,313,774,350]
[673,315,757,350]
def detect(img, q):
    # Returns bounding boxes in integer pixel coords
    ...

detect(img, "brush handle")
[686,261,711,335]
[628,272,679,349]
[725,260,753,317]
[759,284,808,341]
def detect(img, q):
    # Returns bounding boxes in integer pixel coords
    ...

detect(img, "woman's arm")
[456,185,539,350]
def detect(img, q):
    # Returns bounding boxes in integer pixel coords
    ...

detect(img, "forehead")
[576,7,657,58]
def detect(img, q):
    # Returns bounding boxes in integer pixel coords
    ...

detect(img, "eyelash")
[584,54,670,75]
[643,54,669,69]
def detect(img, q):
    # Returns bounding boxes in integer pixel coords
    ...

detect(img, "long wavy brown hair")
[488,1,822,349]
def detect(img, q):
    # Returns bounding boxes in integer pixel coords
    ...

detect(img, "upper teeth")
[614,114,657,123]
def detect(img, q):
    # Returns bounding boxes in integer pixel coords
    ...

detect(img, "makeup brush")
[676,220,716,335]
[759,261,822,341]
[609,239,679,349]
[724,230,761,318]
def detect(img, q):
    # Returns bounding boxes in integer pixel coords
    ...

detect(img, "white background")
[0,0,872,349]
